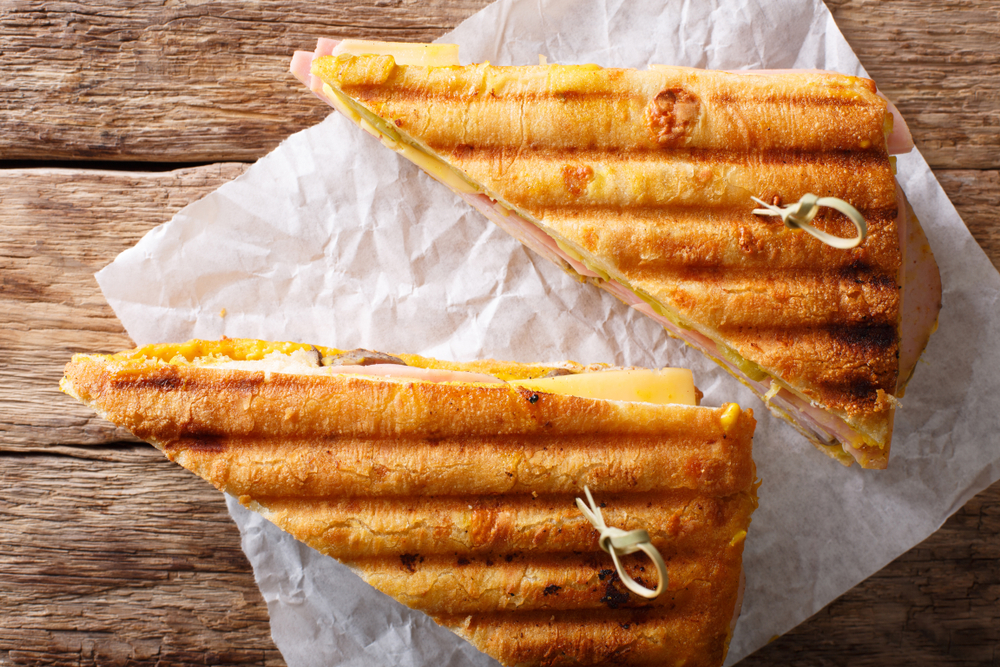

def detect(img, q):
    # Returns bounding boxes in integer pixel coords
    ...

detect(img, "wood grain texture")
[827,0,1000,170]
[938,170,1000,271]
[0,164,248,450]
[0,449,283,667]
[0,0,491,163]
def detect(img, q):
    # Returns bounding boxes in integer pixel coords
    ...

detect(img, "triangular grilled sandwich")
[291,40,942,469]
[62,338,757,667]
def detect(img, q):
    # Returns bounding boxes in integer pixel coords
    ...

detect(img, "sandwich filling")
[91,341,700,407]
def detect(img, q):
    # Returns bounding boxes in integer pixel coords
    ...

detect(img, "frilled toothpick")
[751,193,868,249]
[576,486,668,599]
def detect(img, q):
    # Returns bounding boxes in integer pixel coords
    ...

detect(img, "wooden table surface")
[2,1,998,665]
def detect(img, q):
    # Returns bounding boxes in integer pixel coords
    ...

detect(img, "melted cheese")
[190,349,695,405]
[321,83,361,123]
[509,368,696,406]
[394,142,478,194]
[331,40,460,67]
[720,403,742,430]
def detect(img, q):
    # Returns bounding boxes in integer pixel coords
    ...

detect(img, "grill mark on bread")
[536,201,898,219]
[430,145,895,166]
[719,323,899,409]
[437,605,732,666]
[633,271,900,329]
[349,550,714,613]
[247,490,753,558]
[167,433,229,454]
[817,379,892,413]
[718,323,899,360]
[629,262,901,287]
[111,364,183,392]
[345,83,884,109]
[179,434,754,499]
[712,90,879,106]
[826,322,898,352]
[614,233,900,274]
[112,366,268,395]
[823,325,900,402]
[451,156,897,211]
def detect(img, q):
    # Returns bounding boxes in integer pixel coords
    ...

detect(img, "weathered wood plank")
[0,449,283,666]
[1,0,997,169]
[827,0,1000,170]
[0,164,248,450]
[0,0,491,163]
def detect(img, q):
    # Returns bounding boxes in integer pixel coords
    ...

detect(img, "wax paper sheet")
[97,0,1000,664]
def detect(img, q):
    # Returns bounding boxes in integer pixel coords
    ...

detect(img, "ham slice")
[896,194,943,393]
[210,350,505,385]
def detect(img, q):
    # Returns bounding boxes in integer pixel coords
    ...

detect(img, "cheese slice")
[331,39,460,67]
[510,368,696,406]
[173,346,696,406]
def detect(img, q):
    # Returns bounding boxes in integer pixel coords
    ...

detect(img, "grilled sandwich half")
[292,40,942,469]
[62,338,757,667]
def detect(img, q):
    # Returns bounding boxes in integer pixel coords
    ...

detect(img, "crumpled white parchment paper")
[97,0,1000,664]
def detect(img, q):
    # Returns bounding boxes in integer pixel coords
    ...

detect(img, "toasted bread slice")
[297,41,943,468]
[62,338,757,667]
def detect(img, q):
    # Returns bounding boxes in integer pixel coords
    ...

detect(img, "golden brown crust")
[255,490,754,560]
[313,56,901,451]
[313,58,888,154]
[436,605,738,666]
[62,339,757,667]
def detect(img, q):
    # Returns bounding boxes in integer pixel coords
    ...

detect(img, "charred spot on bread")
[561,164,594,196]
[647,88,700,146]
[399,553,424,573]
